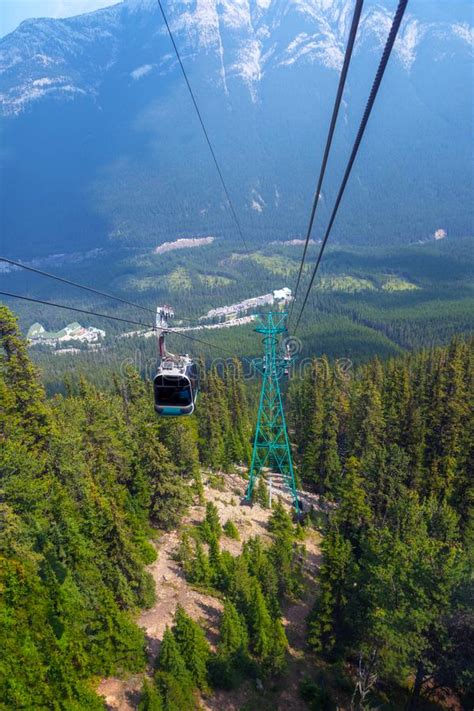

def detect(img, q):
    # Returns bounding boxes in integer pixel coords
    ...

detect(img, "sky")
[0,0,117,37]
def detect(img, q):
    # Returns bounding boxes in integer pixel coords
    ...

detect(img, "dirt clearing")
[98,472,322,711]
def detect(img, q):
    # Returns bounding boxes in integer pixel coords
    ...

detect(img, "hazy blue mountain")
[1,0,472,258]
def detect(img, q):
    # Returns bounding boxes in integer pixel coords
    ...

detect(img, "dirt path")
[98,473,322,711]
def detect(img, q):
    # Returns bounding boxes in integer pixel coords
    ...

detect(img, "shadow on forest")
[125,688,141,709]
[195,598,222,646]
[145,633,162,663]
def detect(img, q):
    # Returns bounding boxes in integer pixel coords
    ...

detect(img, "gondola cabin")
[154,356,198,416]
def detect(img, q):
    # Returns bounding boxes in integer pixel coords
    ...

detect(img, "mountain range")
[1,0,473,258]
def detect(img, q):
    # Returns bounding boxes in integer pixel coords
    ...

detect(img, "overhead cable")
[0,257,155,314]
[0,290,240,357]
[289,0,364,324]
[293,0,409,333]
[157,0,250,255]
[0,291,153,328]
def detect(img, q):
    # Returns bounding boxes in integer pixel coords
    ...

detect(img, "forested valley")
[1,304,472,710]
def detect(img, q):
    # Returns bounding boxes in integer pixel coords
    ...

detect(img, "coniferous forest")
[289,340,473,707]
[1,304,473,710]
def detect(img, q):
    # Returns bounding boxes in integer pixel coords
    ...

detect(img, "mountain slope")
[1,0,472,257]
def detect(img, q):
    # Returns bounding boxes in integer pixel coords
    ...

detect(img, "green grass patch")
[167,267,192,291]
[381,276,420,291]
[249,253,299,277]
[198,274,234,287]
[315,275,376,293]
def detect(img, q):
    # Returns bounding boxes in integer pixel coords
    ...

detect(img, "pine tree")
[189,541,212,586]
[268,619,288,675]
[139,438,190,530]
[301,390,324,485]
[0,305,51,446]
[243,536,266,577]
[318,397,341,496]
[268,499,293,537]
[159,418,200,480]
[218,600,249,657]
[308,524,354,655]
[227,555,253,613]
[176,532,193,578]
[138,679,164,711]
[256,476,269,508]
[154,672,196,711]
[270,528,304,601]
[158,627,189,679]
[375,445,410,522]
[213,371,234,472]
[172,606,210,690]
[200,501,221,542]
[247,579,273,661]
[404,397,426,491]
[216,549,236,593]
[383,360,410,448]
[438,339,470,497]
[208,533,222,585]
[292,338,474,699]
[196,371,230,470]
[350,378,385,466]
[225,359,252,465]
[223,520,240,540]
[336,456,372,545]
[243,537,281,613]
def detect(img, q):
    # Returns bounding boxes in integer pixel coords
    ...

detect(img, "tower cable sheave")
[293,0,409,333]
[289,0,364,324]
[157,0,250,256]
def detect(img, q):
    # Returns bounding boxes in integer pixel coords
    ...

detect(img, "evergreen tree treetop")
[268,499,293,537]
[138,679,164,711]
[172,605,210,690]
[0,305,51,445]
[158,627,188,680]
[218,600,249,657]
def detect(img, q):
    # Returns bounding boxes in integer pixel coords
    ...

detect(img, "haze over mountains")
[1,0,473,258]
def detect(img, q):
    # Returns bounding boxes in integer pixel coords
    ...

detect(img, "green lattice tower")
[245,312,299,512]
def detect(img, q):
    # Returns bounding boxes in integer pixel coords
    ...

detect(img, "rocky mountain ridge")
[1,0,472,116]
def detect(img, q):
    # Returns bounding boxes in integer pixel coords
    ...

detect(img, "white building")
[273,287,292,302]
[200,287,293,321]
[27,322,106,346]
